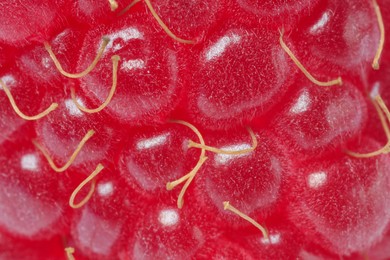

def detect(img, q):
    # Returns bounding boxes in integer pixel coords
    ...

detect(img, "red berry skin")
[126,201,211,260]
[68,164,145,259]
[0,44,15,71]
[69,0,135,27]
[0,1,68,46]
[70,196,139,259]
[0,234,68,260]
[71,206,126,259]
[192,127,291,228]
[367,228,390,260]
[298,244,348,260]
[363,59,390,146]
[145,0,227,43]
[232,0,321,31]
[0,63,59,118]
[0,86,25,145]
[0,0,390,258]
[185,18,298,130]
[286,140,390,255]
[0,125,71,240]
[230,217,304,260]
[119,123,200,199]
[76,10,184,126]
[192,236,255,260]
[34,91,124,173]
[16,27,87,85]
[286,0,380,78]
[270,79,368,161]
[0,46,5,68]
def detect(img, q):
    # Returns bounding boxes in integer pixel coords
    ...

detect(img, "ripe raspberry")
[0,0,389,259]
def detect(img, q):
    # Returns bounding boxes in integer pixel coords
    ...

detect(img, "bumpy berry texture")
[0,0,389,259]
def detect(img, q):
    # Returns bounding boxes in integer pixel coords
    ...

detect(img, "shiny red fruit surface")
[1,0,390,259]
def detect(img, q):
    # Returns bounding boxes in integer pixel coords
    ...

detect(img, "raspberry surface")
[0,0,390,259]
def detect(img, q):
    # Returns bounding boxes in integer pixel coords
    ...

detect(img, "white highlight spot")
[205,33,241,61]
[136,133,170,150]
[41,57,52,69]
[370,82,380,99]
[112,43,123,51]
[21,154,38,171]
[290,90,310,114]
[214,143,252,165]
[0,75,16,90]
[97,182,114,197]
[310,11,330,34]
[121,59,145,71]
[65,98,84,117]
[105,27,143,52]
[261,233,281,245]
[307,171,327,189]
[158,209,179,226]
